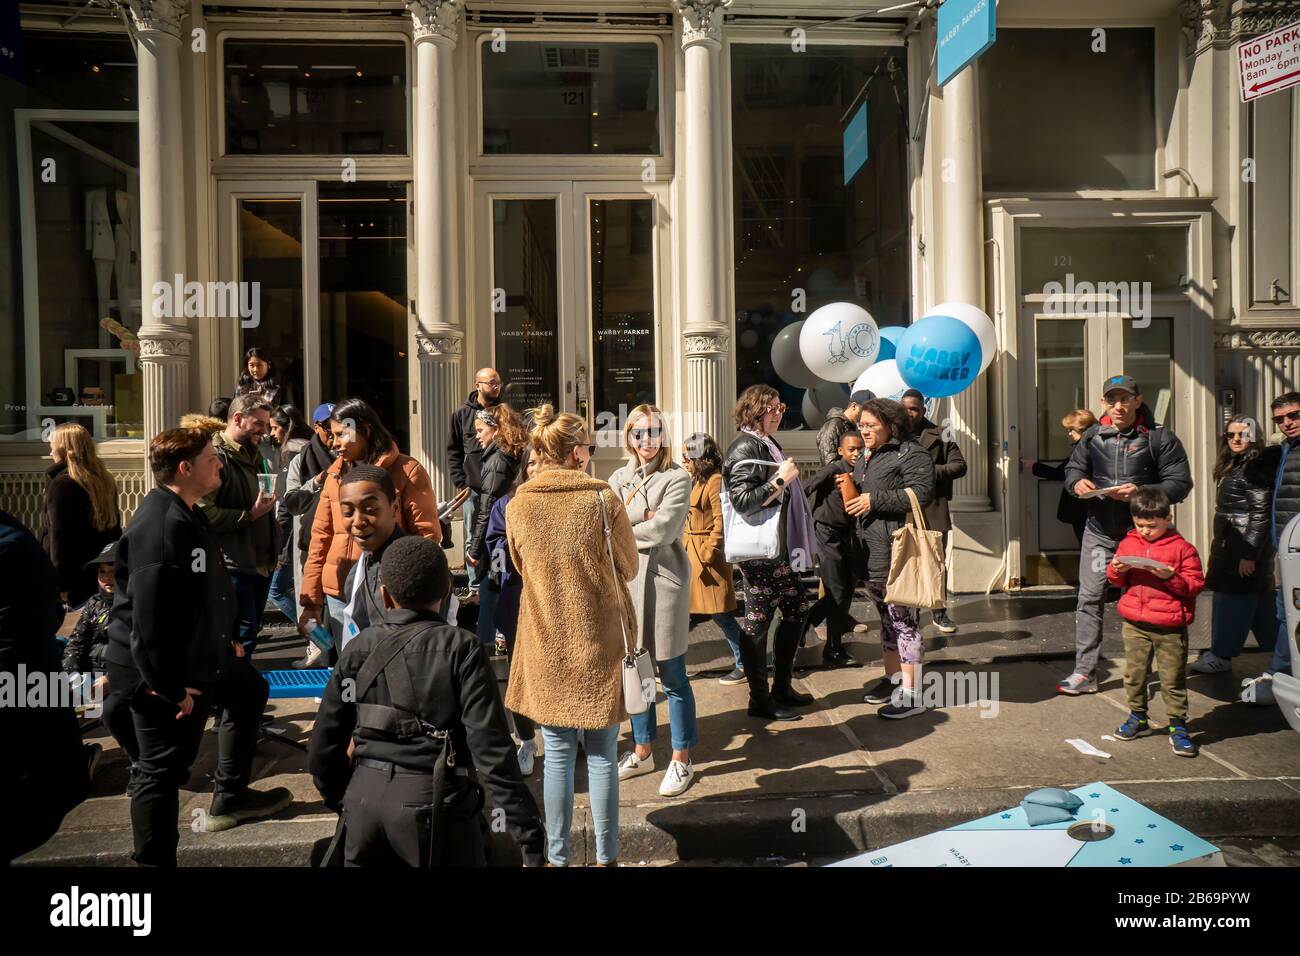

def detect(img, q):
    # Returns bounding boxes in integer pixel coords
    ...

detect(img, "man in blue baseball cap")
[1059,374,1193,696]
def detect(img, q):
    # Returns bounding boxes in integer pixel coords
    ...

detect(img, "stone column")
[129,0,190,473]
[939,64,991,511]
[408,0,463,502]
[676,0,733,446]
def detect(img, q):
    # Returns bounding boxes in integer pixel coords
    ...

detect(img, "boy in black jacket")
[62,542,117,675]
[309,535,545,866]
[805,431,866,668]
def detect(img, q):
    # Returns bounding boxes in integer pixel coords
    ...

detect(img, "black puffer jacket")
[1206,448,1278,594]
[447,392,487,493]
[851,439,936,583]
[40,461,121,606]
[722,431,791,561]
[468,444,520,566]
[1273,437,1300,547]
[1063,406,1193,541]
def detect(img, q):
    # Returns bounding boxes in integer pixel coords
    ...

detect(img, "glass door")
[1020,304,1192,585]
[475,180,665,471]
[217,181,320,413]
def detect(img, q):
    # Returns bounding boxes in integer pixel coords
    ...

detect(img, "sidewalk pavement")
[19,593,1300,866]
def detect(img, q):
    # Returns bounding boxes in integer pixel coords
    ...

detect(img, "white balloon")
[853,359,909,402]
[926,301,997,374]
[798,302,880,384]
[770,321,820,388]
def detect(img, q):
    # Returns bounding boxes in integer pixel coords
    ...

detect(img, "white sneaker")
[517,739,536,776]
[1191,651,1232,674]
[617,750,655,781]
[1240,674,1276,706]
[658,759,695,797]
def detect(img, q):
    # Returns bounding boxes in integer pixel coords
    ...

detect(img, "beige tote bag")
[883,487,947,610]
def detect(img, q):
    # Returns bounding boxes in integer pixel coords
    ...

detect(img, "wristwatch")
[773,477,786,487]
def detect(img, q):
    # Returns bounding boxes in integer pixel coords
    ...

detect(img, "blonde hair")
[527,403,588,466]
[50,422,119,532]
[180,413,227,436]
[1062,409,1097,432]
[623,404,673,474]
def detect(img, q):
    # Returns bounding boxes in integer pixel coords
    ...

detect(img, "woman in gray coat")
[608,404,698,797]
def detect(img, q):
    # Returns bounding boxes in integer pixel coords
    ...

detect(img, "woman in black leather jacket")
[1192,416,1280,674]
[844,399,935,718]
[467,403,527,650]
[722,385,815,722]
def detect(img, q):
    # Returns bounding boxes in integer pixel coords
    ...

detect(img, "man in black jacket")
[901,390,968,634]
[1060,375,1193,696]
[448,368,503,588]
[104,428,291,866]
[199,394,279,657]
[309,535,545,866]
[1,509,89,864]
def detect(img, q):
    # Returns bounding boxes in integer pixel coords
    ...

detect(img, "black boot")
[771,619,813,706]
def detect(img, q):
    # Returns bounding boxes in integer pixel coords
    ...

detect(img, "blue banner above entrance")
[842,100,870,185]
[937,0,996,88]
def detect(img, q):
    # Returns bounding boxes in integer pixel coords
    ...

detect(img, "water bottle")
[303,618,333,653]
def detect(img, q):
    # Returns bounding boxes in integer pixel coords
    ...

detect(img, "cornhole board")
[829,782,1222,867]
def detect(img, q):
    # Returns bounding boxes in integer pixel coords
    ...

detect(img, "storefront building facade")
[3,0,1299,593]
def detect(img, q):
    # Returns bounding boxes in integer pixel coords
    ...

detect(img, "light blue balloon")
[877,325,905,363]
[896,315,982,399]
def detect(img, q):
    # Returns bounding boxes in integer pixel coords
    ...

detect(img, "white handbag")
[720,458,783,563]
[597,490,655,715]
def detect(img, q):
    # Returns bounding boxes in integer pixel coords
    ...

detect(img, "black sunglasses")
[630,428,662,441]
[1272,410,1300,425]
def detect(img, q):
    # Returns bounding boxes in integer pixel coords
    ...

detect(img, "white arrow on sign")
[1238,19,1300,103]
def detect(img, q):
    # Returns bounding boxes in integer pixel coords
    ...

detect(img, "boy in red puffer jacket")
[1106,488,1205,756]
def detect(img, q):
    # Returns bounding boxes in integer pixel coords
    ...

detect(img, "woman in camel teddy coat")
[504,405,638,866]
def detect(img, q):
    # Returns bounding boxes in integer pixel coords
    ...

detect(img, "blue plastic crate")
[263,668,331,699]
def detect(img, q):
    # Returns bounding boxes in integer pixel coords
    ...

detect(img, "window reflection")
[493,199,560,411]
[590,199,656,424]
[731,45,910,431]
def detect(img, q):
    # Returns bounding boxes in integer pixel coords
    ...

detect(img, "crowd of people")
[4,344,1299,867]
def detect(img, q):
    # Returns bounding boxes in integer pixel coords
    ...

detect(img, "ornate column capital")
[684,331,729,355]
[123,0,185,40]
[407,0,464,46]
[414,328,464,358]
[1215,328,1300,349]
[1181,1,1300,55]
[675,0,731,49]
[136,331,192,361]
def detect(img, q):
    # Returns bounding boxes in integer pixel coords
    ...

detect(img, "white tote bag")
[720,459,783,563]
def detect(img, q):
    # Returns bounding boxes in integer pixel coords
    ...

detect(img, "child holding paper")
[1106,488,1205,756]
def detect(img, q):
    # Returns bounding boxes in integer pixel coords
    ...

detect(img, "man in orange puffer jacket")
[1106,487,1205,756]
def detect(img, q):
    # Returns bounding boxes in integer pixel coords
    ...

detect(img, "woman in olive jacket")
[722,385,816,722]
[1193,416,1280,673]
[845,399,935,719]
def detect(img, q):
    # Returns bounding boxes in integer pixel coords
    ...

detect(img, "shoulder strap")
[354,623,433,702]
[598,490,638,655]
[903,487,929,531]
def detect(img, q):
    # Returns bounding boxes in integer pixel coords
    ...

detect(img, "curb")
[20,778,1300,867]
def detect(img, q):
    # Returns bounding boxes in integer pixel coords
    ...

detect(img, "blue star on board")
[1134,839,1145,845]
[1110,808,1119,813]
[1147,824,1158,829]
[1089,792,1100,798]
[1170,844,1184,852]
[1001,813,1012,819]
[1118,857,1132,865]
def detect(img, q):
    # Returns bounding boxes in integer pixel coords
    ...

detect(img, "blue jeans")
[231,572,272,658]
[268,562,296,622]
[1210,590,1278,659]
[462,497,479,587]
[712,612,743,669]
[475,575,500,648]
[1270,587,1294,675]
[629,654,699,751]
[540,724,618,866]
